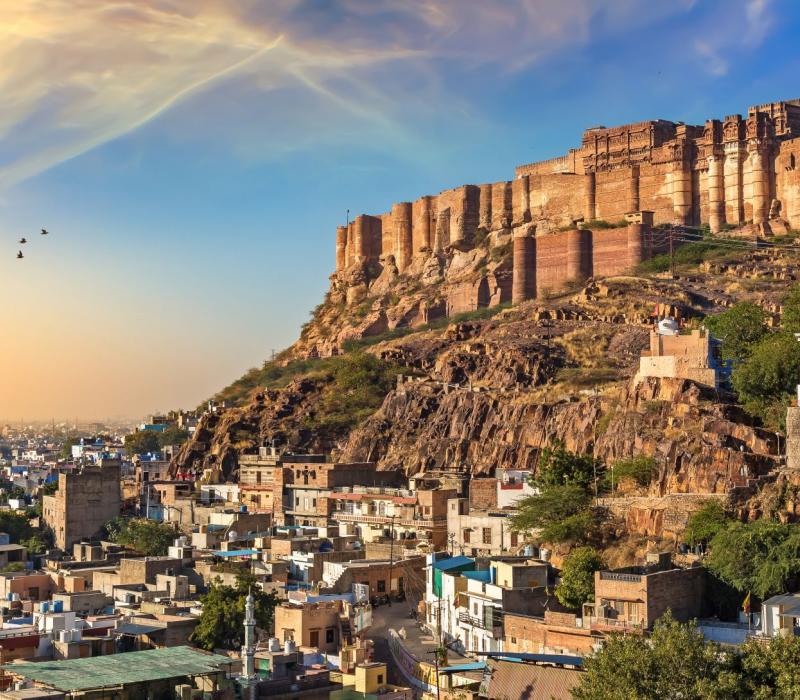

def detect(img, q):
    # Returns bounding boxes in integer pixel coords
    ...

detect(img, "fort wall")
[333,98,800,320]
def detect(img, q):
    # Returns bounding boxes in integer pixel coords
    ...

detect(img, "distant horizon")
[2,0,798,419]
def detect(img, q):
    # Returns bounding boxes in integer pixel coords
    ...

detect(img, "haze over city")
[2,0,797,419]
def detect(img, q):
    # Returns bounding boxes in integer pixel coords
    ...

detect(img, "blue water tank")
[240,504,247,513]
[53,600,63,613]
[39,602,49,613]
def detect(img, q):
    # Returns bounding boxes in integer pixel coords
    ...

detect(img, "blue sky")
[1,0,797,420]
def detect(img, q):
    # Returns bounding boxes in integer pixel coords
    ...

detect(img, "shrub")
[685,500,730,546]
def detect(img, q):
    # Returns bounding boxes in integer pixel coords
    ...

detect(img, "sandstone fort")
[331,98,800,321]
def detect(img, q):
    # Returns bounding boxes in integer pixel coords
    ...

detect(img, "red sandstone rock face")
[339,376,780,490]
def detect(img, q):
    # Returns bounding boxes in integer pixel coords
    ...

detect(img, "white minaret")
[242,590,256,680]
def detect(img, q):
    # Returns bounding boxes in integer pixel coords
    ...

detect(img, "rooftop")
[2,646,231,691]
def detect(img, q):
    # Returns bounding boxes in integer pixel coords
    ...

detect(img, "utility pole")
[387,514,396,606]
[669,226,675,277]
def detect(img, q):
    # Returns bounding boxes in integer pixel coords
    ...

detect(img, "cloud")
[694,39,729,77]
[0,0,701,189]
[690,0,774,77]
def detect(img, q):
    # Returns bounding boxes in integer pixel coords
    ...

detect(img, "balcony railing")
[458,610,503,636]
[599,571,642,583]
[587,616,644,632]
[332,512,444,528]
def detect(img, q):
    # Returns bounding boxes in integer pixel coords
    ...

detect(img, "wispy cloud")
[0,0,703,189]
[690,0,774,77]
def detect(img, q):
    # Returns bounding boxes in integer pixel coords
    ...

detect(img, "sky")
[1,0,798,421]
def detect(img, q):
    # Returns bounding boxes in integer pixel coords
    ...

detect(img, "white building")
[496,469,538,509]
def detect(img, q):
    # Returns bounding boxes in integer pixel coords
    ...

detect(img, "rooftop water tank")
[523,544,536,558]
[268,637,281,652]
[657,317,680,336]
[284,640,296,654]
[540,548,551,562]
[53,600,63,613]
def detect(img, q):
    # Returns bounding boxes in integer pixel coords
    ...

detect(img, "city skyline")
[1,0,797,419]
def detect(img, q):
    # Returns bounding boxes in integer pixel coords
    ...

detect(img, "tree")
[124,430,161,456]
[534,442,602,490]
[741,634,800,699]
[105,517,175,556]
[41,481,59,496]
[59,437,77,461]
[685,500,730,547]
[706,520,800,600]
[732,332,800,429]
[604,456,655,490]
[510,484,590,532]
[573,613,744,700]
[704,302,767,361]
[556,547,603,609]
[158,426,189,449]
[192,570,279,651]
[781,284,800,334]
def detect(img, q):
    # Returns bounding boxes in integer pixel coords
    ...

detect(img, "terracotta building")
[583,555,705,632]
[275,460,403,527]
[274,600,342,652]
[330,486,456,548]
[43,461,121,550]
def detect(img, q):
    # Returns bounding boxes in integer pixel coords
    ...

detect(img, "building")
[238,448,320,515]
[330,486,456,548]
[447,498,521,557]
[496,469,537,509]
[504,610,601,656]
[334,99,800,316]
[322,556,425,599]
[43,462,121,550]
[635,327,721,387]
[274,600,342,651]
[760,593,800,638]
[276,460,404,527]
[1,646,232,698]
[584,555,705,632]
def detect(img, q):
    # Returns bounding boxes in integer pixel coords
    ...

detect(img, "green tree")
[741,633,800,699]
[105,518,175,556]
[604,456,655,490]
[704,302,767,361]
[685,500,730,547]
[556,547,603,609]
[573,613,744,700]
[781,284,800,334]
[124,431,162,455]
[510,484,590,533]
[706,520,800,599]
[534,442,601,490]
[0,511,35,543]
[59,437,77,460]
[732,332,800,429]
[41,481,59,496]
[158,426,189,449]
[191,571,279,650]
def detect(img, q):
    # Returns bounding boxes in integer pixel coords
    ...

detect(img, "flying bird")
[18,238,26,244]
[16,251,23,259]
[40,228,49,235]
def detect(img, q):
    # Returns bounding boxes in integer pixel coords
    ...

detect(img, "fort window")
[326,628,335,644]
[482,528,492,544]
[310,629,319,647]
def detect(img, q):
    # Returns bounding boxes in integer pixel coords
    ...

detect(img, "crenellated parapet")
[333,98,800,318]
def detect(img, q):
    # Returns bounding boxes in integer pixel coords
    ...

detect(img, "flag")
[743,592,751,615]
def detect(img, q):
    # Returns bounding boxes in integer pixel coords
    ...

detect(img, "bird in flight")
[16,251,23,259]
[40,228,49,235]
[18,237,26,244]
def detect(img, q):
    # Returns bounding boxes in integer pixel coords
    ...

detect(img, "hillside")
[175,234,800,551]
